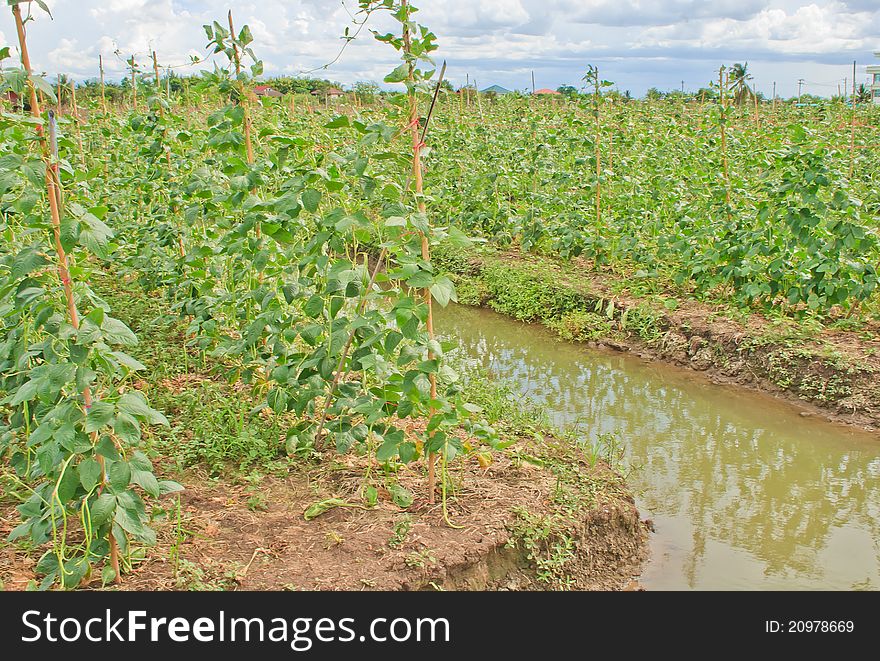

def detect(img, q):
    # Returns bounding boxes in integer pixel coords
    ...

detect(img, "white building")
[868,51,880,104]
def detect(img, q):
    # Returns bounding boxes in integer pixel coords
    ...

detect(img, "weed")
[404,549,437,569]
[389,515,412,548]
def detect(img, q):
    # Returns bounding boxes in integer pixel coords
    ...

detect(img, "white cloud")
[0,0,877,97]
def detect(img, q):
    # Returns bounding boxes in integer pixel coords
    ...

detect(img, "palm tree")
[856,83,871,104]
[728,62,754,106]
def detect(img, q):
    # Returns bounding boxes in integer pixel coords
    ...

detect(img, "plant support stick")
[12,0,120,583]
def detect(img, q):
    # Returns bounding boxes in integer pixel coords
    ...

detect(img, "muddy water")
[435,304,880,590]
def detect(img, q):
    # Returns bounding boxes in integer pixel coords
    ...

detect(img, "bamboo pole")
[11,1,120,583]
[595,68,602,236]
[227,10,258,238]
[753,88,760,130]
[719,67,730,207]
[402,0,439,504]
[227,10,254,165]
[474,78,483,121]
[130,56,137,111]
[99,54,107,113]
[152,50,161,90]
[849,60,857,179]
[69,81,86,168]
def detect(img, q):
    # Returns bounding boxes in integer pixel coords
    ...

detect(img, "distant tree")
[457,84,477,100]
[353,80,380,103]
[645,87,664,100]
[261,76,341,95]
[439,79,454,92]
[557,85,578,98]
[790,93,823,104]
[695,86,718,101]
[728,62,755,105]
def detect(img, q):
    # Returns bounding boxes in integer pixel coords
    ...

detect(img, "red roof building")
[254,85,282,97]
[533,88,561,95]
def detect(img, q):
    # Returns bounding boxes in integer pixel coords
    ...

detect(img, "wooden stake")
[849,59,857,179]
[719,67,731,207]
[130,56,137,110]
[12,1,120,584]
[473,78,483,120]
[227,10,258,237]
[69,81,86,168]
[227,10,255,165]
[594,67,602,238]
[402,0,439,504]
[152,50,161,91]
[753,87,760,130]
[99,54,107,113]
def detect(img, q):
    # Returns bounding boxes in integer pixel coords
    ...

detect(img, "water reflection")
[436,304,880,590]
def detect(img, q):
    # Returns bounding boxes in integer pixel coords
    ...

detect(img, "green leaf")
[128,451,152,472]
[85,401,115,433]
[158,480,184,495]
[118,392,168,426]
[29,74,57,103]
[95,436,120,461]
[238,25,253,46]
[303,294,324,318]
[324,116,350,129]
[301,189,321,213]
[303,498,348,520]
[77,211,114,258]
[113,412,141,444]
[9,378,40,405]
[78,458,102,492]
[11,248,49,281]
[131,469,161,498]
[389,483,413,509]
[59,216,80,253]
[109,351,147,372]
[108,460,131,492]
[384,63,409,84]
[89,493,116,526]
[429,276,456,307]
[101,317,138,346]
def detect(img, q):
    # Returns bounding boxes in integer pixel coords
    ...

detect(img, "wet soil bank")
[436,246,880,433]
[1,440,648,591]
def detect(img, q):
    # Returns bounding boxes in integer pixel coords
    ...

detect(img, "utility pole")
[531,70,536,94]
[772,81,776,112]
[681,80,685,94]
[797,78,804,104]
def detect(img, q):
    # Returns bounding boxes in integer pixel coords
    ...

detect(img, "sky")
[0,0,878,98]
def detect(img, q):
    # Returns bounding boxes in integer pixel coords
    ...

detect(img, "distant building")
[533,88,561,96]
[868,51,880,104]
[253,85,282,98]
[311,87,344,99]
[480,85,511,95]
[2,90,21,106]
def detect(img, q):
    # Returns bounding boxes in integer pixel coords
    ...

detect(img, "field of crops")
[1,0,878,589]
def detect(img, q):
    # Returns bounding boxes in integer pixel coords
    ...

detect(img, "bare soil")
[0,441,648,591]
